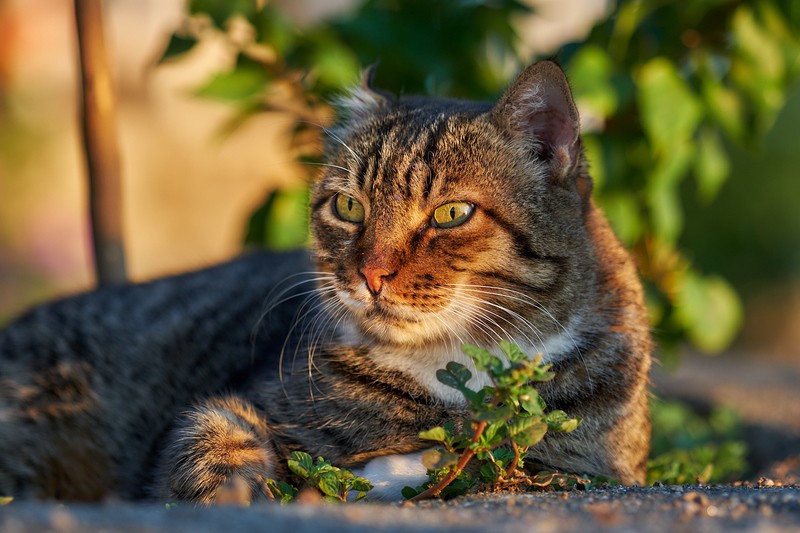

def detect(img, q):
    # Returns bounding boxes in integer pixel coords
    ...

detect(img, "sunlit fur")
[0,62,651,503]
[311,97,590,394]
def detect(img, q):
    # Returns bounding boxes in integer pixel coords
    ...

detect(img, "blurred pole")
[73,0,127,286]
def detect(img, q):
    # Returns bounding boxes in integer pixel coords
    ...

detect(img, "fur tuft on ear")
[334,64,395,126]
[491,61,582,184]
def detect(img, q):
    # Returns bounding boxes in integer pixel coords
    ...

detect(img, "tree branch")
[73,0,127,285]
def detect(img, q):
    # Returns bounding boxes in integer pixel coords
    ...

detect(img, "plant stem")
[409,421,487,501]
[506,440,521,479]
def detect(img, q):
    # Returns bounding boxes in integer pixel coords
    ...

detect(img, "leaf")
[701,78,746,143]
[499,341,527,364]
[159,34,198,64]
[350,477,373,492]
[637,58,703,155]
[419,427,448,443]
[511,418,548,447]
[475,404,512,422]
[317,471,341,498]
[422,449,458,470]
[694,128,730,203]
[461,344,500,373]
[244,188,309,250]
[567,44,617,119]
[401,486,420,499]
[518,388,544,417]
[545,410,582,433]
[598,193,643,246]
[189,0,257,29]
[479,462,499,483]
[194,55,272,102]
[646,141,694,245]
[287,451,314,479]
[436,362,472,389]
[673,272,743,353]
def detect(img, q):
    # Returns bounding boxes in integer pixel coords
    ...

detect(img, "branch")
[409,421,487,501]
[73,0,127,285]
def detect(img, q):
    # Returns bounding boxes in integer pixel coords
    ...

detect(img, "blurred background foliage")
[160,0,800,361]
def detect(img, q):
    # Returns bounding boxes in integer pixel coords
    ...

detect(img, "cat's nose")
[360,265,394,296]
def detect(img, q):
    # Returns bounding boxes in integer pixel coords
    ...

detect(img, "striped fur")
[0,62,650,503]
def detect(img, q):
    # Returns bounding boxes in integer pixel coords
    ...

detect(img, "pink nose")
[360,265,393,295]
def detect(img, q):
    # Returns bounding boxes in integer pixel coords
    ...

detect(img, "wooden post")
[73,0,127,285]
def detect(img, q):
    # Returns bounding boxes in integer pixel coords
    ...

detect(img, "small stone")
[682,491,709,506]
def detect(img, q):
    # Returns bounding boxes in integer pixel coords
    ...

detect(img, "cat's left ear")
[336,64,396,124]
[491,61,584,186]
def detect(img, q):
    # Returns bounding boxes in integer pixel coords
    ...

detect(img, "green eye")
[432,202,474,228]
[334,193,365,223]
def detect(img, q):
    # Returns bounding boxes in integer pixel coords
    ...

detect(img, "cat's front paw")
[156,396,277,505]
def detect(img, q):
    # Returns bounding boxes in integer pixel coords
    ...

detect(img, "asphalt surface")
[1,485,799,533]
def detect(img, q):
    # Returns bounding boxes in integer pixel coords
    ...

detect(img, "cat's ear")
[335,64,395,124]
[491,61,583,184]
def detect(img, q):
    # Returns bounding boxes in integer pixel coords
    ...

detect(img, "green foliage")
[244,188,309,250]
[647,398,748,484]
[402,342,582,500]
[560,0,800,359]
[159,0,800,358]
[267,451,373,503]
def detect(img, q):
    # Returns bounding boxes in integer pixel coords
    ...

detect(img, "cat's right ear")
[491,61,582,184]
[335,64,395,124]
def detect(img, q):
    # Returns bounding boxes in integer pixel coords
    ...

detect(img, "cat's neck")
[352,321,583,405]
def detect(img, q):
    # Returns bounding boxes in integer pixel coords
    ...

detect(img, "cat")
[0,61,651,504]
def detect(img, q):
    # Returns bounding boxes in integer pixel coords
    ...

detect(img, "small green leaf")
[287,451,314,479]
[401,486,420,499]
[637,58,703,155]
[419,426,448,443]
[673,272,743,353]
[436,362,472,389]
[479,462,499,483]
[499,341,527,364]
[351,477,373,492]
[545,410,582,433]
[244,188,309,250]
[194,55,272,102]
[317,471,341,498]
[694,128,730,203]
[462,344,498,372]
[512,418,548,447]
[475,405,512,422]
[567,44,617,119]
[518,388,544,416]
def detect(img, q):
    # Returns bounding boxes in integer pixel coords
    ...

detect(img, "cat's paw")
[155,396,276,505]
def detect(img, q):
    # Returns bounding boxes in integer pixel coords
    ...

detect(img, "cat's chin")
[344,302,462,348]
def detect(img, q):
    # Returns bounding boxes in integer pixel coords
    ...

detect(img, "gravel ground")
[1,352,797,532]
[1,485,799,533]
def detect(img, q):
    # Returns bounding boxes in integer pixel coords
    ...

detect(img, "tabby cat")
[0,61,651,503]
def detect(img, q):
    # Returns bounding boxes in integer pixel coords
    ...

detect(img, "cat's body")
[0,62,651,503]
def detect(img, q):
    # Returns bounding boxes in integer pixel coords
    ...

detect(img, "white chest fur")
[366,324,581,405]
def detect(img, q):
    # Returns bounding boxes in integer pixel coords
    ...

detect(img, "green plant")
[647,398,748,484]
[402,342,582,501]
[266,451,373,503]
[160,0,800,359]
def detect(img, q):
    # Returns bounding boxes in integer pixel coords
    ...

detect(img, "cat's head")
[310,61,595,350]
